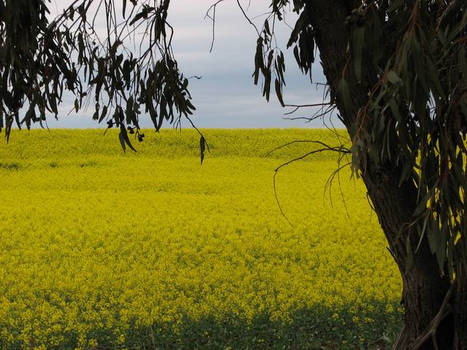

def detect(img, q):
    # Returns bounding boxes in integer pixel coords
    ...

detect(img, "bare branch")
[236,0,261,37]
[272,146,352,226]
[205,0,226,53]
[410,284,454,350]
[284,102,332,115]
[265,140,350,157]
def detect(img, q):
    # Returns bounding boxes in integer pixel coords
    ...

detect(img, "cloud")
[44,0,340,129]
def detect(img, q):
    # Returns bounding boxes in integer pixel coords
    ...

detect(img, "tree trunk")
[306,1,465,347]
[362,167,454,349]
[455,264,467,349]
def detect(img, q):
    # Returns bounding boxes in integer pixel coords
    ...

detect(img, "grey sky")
[47,0,336,129]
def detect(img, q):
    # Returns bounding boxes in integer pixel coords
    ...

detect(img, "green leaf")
[200,136,206,164]
[263,70,271,101]
[388,98,401,122]
[49,95,58,115]
[118,130,126,152]
[129,7,152,26]
[352,27,365,82]
[427,221,447,272]
[253,38,263,85]
[386,70,402,85]
[99,105,108,123]
[264,19,271,36]
[415,214,430,253]
[119,125,137,153]
[275,79,284,107]
[293,46,300,67]
[337,79,352,113]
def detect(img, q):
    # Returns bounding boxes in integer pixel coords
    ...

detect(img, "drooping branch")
[271,142,351,226]
[0,0,197,152]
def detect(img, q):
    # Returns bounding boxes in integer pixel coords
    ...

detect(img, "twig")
[272,146,352,226]
[185,115,210,153]
[410,283,454,350]
[284,102,332,115]
[265,140,350,157]
[236,0,261,37]
[324,158,352,217]
[273,170,294,227]
[205,0,225,52]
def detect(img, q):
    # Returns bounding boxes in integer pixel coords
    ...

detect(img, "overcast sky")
[47,0,336,129]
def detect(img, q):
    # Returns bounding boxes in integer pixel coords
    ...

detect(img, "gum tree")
[0,0,466,348]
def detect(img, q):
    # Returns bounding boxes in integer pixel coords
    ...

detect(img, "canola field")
[0,129,402,349]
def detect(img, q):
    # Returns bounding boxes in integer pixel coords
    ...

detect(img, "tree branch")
[410,283,454,350]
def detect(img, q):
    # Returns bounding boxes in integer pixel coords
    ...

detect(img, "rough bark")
[456,264,467,349]
[362,166,453,349]
[307,0,462,348]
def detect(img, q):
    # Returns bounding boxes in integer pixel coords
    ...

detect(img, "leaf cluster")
[0,0,197,151]
[340,0,466,278]
[249,0,466,280]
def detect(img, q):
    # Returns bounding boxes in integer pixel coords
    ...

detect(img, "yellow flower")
[0,129,401,347]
